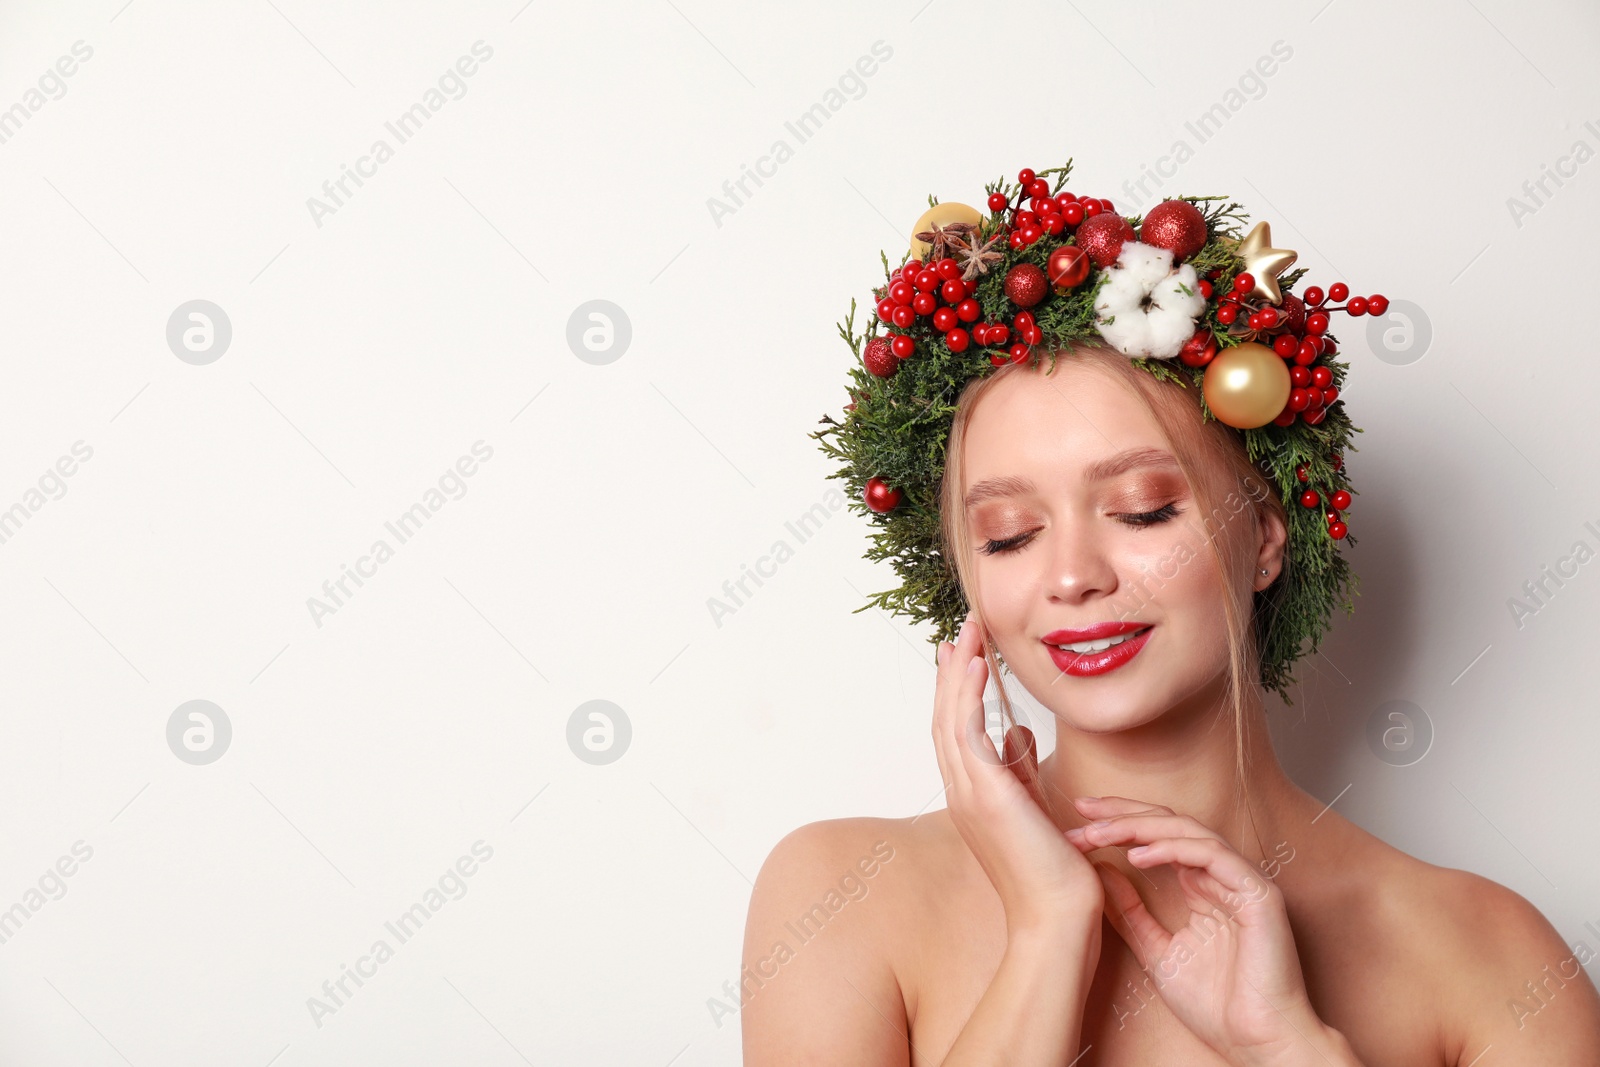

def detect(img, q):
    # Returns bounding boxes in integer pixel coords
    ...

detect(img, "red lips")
[1041,621,1150,644]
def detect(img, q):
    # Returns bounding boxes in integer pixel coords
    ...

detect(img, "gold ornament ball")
[1202,342,1292,429]
[909,201,983,259]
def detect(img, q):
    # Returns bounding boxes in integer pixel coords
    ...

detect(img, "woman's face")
[959,360,1276,732]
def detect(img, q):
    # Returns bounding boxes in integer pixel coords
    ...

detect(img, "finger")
[1073,795,1172,817]
[932,618,977,796]
[1095,861,1172,970]
[1066,813,1227,851]
[1002,725,1049,811]
[960,659,1000,767]
[1124,837,1278,909]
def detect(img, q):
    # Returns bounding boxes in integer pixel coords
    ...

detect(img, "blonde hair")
[936,340,1290,821]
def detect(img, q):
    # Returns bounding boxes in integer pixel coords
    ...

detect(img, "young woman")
[741,328,1600,1062]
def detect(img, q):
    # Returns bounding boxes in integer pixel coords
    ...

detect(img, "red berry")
[945,328,969,353]
[1347,296,1368,316]
[1274,334,1298,357]
[891,334,915,358]
[1042,214,1065,236]
[936,257,961,280]
[1290,366,1311,387]
[891,305,915,328]
[1274,407,1298,427]
[1009,343,1030,362]
[876,298,895,323]
[988,324,1010,345]
[1329,521,1348,539]
[1216,304,1238,325]
[956,299,981,323]
[864,477,902,513]
[915,270,939,292]
[1062,202,1085,226]
[1305,312,1329,335]
[1013,311,1036,329]
[1296,339,1318,363]
[988,192,1009,213]
[1023,325,1043,344]
[890,281,914,305]
[1247,312,1264,330]
[913,292,936,315]
[1257,307,1278,328]
[1299,490,1321,508]
[1009,233,1025,250]
[1311,366,1333,388]
[1326,509,1341,524]
[1198,279,1213,299]
[1295,464,1309,483]
[933,307,957,332]
[1331,452,1343,471]
[1367,294,1389,316]
[1289,388,1311,412]
[1233,272,1256,294]
[1331,490,1351,510]
[941,279,965,304]
[963,279,977,297]
[1303,286,1325,307]
[1082,200,1103,217]
[1328,282,1349,302]
[1028,178,1051,199]
[1018,168,1036,185]
[1305,407,1328,426]
[989,353,1007,366]
[1323,386,1339,405]
[972,323,990,345]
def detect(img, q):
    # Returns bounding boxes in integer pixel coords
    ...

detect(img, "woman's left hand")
[1065,795,1348,1067]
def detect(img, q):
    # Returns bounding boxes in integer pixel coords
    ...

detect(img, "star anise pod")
[953,229,1005,281]
[914,221,978,262]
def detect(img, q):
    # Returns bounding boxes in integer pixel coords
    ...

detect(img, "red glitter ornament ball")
[863,336,897,378]
[1003,263,1048,308]
[1074,212,1137,269]
[1139,199,1208,262]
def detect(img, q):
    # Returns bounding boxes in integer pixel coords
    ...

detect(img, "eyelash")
[980,503,1181,556]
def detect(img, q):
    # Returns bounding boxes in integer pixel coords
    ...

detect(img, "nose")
[1043,521,1119,605]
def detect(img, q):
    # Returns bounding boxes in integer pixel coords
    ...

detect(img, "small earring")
[1260,568,1269,576]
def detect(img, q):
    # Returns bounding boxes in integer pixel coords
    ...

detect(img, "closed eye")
[979,503,1181,556]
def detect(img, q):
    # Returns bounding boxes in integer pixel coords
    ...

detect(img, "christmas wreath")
[812,160,1390,700]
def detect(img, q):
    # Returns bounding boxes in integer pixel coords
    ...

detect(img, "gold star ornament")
[1231,220,1297,306]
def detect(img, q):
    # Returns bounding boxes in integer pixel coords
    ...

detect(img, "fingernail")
[1074,796,1100,807]
[1089,819,1111,830]
[1064,826,1086,841]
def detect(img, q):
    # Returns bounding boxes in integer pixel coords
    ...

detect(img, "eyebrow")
[963,446,1181,509]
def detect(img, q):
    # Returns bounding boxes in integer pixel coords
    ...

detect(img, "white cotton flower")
[1093,241,1208,359]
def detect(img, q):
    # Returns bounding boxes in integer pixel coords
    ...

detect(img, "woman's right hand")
[932,613,1106,941]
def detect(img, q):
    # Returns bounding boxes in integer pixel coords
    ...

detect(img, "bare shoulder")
[1417,863,1600,1064]
[1316,821,1600,1065]
[740,814,938,1066]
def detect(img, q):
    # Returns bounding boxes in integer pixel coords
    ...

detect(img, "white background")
[0,0,1597,1063]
